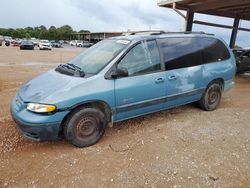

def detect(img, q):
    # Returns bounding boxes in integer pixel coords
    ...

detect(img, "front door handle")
[168,75,177,81]
[155,77,165,84]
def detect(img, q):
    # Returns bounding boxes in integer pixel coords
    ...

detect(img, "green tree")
[58,25,73,40]
[7,28,15,37]
[16,28,25,38]
[39,30,49,39]
[48,26,57,40]
[78,30,90,33]
[25,33,31,39]
[37,25,48,39]
[234,45,242,49]
[0,25,89,40]
[0,28,8,36]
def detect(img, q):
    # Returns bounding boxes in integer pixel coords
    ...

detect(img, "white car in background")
[76,40,84,47]
[31,38,40,46]
[70,40,77,46]
[39,40,52,50]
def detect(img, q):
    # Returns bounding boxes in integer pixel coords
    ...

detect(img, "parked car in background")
[30,38,39,47]
[82,41,93,47]
[12,41,20,47]
[76,40,93,48]
[76,40,83,47]
[11,32,236,147]
[0,35,3,46]
[232,48,245,58]
[20,40,34,50]
[70,40,77,46]
[234,49,250,73]
[5,40,10,46]
[4,36,12,43]
[39,40,52,50]
[12,39,21,47]
[51,40,62,48]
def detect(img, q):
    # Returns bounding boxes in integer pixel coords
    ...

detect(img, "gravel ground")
[0,46,250,188]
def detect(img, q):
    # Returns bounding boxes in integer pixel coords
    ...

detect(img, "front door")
[114,40,166,122]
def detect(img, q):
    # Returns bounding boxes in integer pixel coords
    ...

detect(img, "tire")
[64,108,107,147]
[199,82,222,111]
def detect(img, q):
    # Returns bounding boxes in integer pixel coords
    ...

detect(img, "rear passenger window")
[159,38,203,71]
[159,37,230,71]
[202,38,230,63]
[118,40,161,76]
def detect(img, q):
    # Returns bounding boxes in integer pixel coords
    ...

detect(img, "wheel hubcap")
[75,117,97,138]
[208,87,220,105]
[209,92,218,103]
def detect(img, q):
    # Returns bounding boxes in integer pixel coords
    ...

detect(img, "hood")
[19,69,82,102]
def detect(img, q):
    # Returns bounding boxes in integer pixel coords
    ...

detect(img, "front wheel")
[64,108,107,147]
[199,82,222,111]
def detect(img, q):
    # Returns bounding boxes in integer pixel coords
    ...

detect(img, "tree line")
[0,25,90,40]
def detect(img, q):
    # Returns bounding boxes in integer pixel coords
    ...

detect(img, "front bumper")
[40,45,52,50]
[12,111,61,141]
[11,94,69,141]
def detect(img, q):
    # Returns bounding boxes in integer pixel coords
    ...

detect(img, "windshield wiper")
[67,63,82,71]
[55,64,85,77]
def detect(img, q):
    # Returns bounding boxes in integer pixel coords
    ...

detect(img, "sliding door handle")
[155,77,165,84]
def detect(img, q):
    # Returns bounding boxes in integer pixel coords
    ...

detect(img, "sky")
[1,0,250,47]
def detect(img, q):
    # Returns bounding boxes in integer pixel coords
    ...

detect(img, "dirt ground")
[0,46,250,188]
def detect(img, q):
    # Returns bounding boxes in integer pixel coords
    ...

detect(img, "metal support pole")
[185,10,194,31]
[230,18,240,48]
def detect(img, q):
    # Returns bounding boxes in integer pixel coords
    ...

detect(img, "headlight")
[27,103,56,113]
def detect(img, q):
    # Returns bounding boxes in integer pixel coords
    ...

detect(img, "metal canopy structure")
[158,0,250,48]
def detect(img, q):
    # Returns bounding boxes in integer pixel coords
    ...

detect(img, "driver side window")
[118,40,161,76]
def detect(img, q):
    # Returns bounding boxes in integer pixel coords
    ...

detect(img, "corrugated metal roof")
[158,0,250,20]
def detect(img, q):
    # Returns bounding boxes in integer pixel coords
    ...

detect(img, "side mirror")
[111,67,128,79]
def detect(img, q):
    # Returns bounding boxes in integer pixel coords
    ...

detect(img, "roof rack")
[123,30,167,36]
[123,31,214,36]
[166,31,214,36]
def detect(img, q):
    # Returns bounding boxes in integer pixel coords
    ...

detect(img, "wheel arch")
[206,78,225,90]
[60,100,112,130]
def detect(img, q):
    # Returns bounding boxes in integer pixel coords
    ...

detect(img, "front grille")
[23,131,40,140]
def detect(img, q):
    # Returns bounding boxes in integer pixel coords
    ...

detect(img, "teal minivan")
[11,32,236,147]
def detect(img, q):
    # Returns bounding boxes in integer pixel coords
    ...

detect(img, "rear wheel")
[64,108,107,147]
[199,82,222,111]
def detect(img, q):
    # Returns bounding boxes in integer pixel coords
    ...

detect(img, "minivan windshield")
[69,39,130,74]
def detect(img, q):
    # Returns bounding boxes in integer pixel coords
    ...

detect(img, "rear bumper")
[224,80,235,92]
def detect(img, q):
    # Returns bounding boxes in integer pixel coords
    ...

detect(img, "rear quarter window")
[201,38,230,64]
[158,37,231,71]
